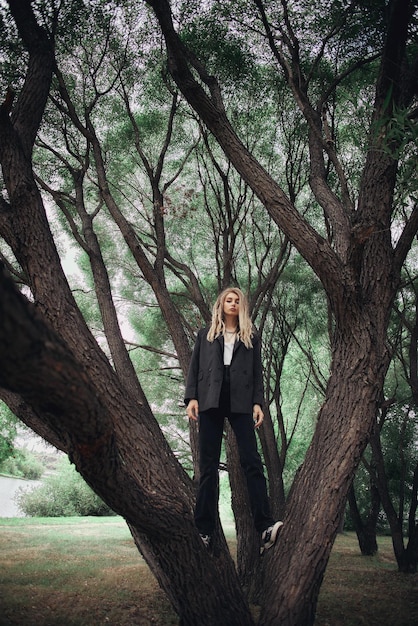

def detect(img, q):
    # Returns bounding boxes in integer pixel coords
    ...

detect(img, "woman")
[185,287,282,552]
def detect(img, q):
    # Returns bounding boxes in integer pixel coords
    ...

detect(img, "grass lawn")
[0,517,417,625]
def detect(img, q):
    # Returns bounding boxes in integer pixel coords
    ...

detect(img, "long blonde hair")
[207,287,254,349]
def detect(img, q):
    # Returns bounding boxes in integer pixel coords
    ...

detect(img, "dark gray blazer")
[184,327,265,414]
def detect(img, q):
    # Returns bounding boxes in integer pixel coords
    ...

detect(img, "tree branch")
[145,0,344,300]
[6,0,55,157]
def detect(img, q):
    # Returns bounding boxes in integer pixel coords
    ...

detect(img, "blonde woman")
[185,288,282,552]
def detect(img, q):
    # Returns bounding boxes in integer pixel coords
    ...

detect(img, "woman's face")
[223,291,240,318]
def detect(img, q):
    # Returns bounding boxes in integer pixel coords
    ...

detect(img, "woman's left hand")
[253,404,264,428]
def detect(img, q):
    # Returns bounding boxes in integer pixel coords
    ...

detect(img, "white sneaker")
[199,534,211,548]
[260,521,283,554]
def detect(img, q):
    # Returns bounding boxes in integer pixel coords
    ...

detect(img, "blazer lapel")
[216,334,225,355]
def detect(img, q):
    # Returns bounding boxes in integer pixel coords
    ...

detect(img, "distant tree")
[369,270,418,572]
[347,464,381,556]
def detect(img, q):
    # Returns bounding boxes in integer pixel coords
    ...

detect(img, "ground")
[0,517,417,625]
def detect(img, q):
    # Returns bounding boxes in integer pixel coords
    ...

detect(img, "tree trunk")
[405,462,418,573]
[258,309,391,624]
[71,169,150,408]
[225,423,261,600]
[3,0,417,623]
[369,426,418,573]
[347,481,379,556]
[258,406,286,519]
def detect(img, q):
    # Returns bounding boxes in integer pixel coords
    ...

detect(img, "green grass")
[0,518,417,625]
[0,517,173,626]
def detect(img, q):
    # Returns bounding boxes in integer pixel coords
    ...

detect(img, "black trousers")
[194,366,274,535]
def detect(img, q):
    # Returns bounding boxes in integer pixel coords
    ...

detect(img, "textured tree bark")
[225,423,261,598]
[258,407,286,519]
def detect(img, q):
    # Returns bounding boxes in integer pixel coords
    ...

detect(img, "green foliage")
[381,406,417,497]
[181,13,255,85]
[0,448,44,480]
[0,402,18,466]
[0,406,44,481]
[219,472,233,524]
[16,456,116,517]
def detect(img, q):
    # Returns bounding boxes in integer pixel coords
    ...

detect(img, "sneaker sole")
[260,521,283,554]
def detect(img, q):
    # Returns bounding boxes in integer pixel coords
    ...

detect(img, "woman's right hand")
[187,399,199,421]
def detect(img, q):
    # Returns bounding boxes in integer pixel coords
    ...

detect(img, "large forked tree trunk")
[146,0,418,623]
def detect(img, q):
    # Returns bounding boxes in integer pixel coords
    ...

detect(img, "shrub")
[0,449,44,480]
[16,456,116,517]
[0,402,18,465]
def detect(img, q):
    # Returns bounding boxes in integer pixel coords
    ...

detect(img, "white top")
[223,332,235,365]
